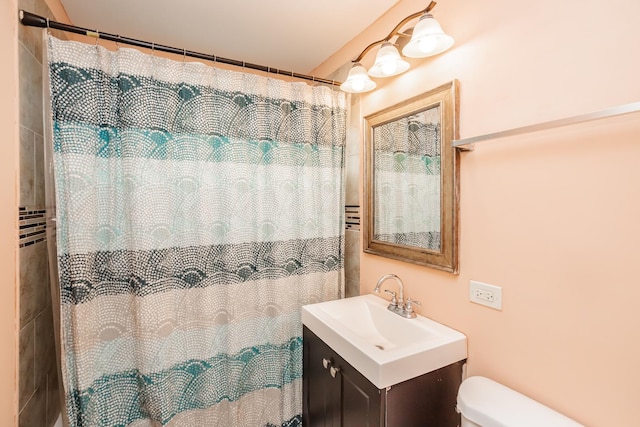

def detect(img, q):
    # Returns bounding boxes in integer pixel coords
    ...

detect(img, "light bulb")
[368,42,410,78]
[340,62,376,93]
[351,79,365,92]
[417,37,438,54]
[381,61,397,76]
[402,13,454,58]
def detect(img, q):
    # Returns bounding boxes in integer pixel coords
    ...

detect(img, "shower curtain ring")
[183,48,187,62]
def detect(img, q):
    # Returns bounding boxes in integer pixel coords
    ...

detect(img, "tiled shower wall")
[344,93,362,298]
[18,0,61,425]
[328,64,362,298]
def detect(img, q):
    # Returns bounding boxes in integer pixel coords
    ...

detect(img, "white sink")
[302,294,467,389]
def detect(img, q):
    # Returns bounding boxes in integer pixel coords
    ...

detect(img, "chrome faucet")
[374,273,405,307]
[374,273,421,318]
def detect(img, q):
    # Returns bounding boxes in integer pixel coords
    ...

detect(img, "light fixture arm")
[352,1,437,63]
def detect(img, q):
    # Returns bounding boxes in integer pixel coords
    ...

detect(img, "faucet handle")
[384,289,398,306]
[404,298,421,315]
[384,289,397,303]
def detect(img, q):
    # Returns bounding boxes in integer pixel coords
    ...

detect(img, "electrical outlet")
[469,280,502,310]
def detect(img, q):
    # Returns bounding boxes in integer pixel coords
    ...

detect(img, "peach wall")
[344,0,640,425]
[1,0,20,425]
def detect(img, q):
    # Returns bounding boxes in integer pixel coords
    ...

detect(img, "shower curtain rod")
[19,10,342,88]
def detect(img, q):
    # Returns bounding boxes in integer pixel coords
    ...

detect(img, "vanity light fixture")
[340,62,377,93]
[367,42,410,78]
[402,13,454,58]
[340,1,453,93]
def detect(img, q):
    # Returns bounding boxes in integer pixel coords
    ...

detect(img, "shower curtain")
[45,35,346,427]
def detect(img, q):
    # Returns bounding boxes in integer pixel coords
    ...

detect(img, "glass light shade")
[340,62,376,93]
[402,14,454,58]
[367,42,410,78]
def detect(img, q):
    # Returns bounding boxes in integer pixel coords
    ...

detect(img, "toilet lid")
[457,376,583,427]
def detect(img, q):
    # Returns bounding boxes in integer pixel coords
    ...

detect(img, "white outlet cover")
[469,280,503,310]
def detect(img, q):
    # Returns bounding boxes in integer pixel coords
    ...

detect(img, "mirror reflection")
[373,105,442,250]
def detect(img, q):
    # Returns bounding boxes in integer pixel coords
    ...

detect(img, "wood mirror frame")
[363,80,459,273]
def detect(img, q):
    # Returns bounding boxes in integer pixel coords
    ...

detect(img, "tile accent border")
[19,207,47,247]
[345,205,360,231]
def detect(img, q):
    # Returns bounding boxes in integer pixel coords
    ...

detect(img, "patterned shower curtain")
[45,35,346,427]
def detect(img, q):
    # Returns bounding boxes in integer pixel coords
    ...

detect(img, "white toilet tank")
[457,376,584,427]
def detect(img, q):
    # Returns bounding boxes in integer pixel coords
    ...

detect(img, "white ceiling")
[60,0,400,74]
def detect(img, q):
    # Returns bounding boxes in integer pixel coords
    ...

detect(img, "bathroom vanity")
[301,294,468,427]
[303,327,465,426]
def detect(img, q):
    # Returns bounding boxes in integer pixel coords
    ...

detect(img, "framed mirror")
[364,80,459,273]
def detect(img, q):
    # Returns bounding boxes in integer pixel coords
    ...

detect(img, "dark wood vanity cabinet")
[303,326,382,426]
[303,326,465,427]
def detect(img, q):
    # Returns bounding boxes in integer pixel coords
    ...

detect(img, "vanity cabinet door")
[303,326,341,427]
[303,327,382,427]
